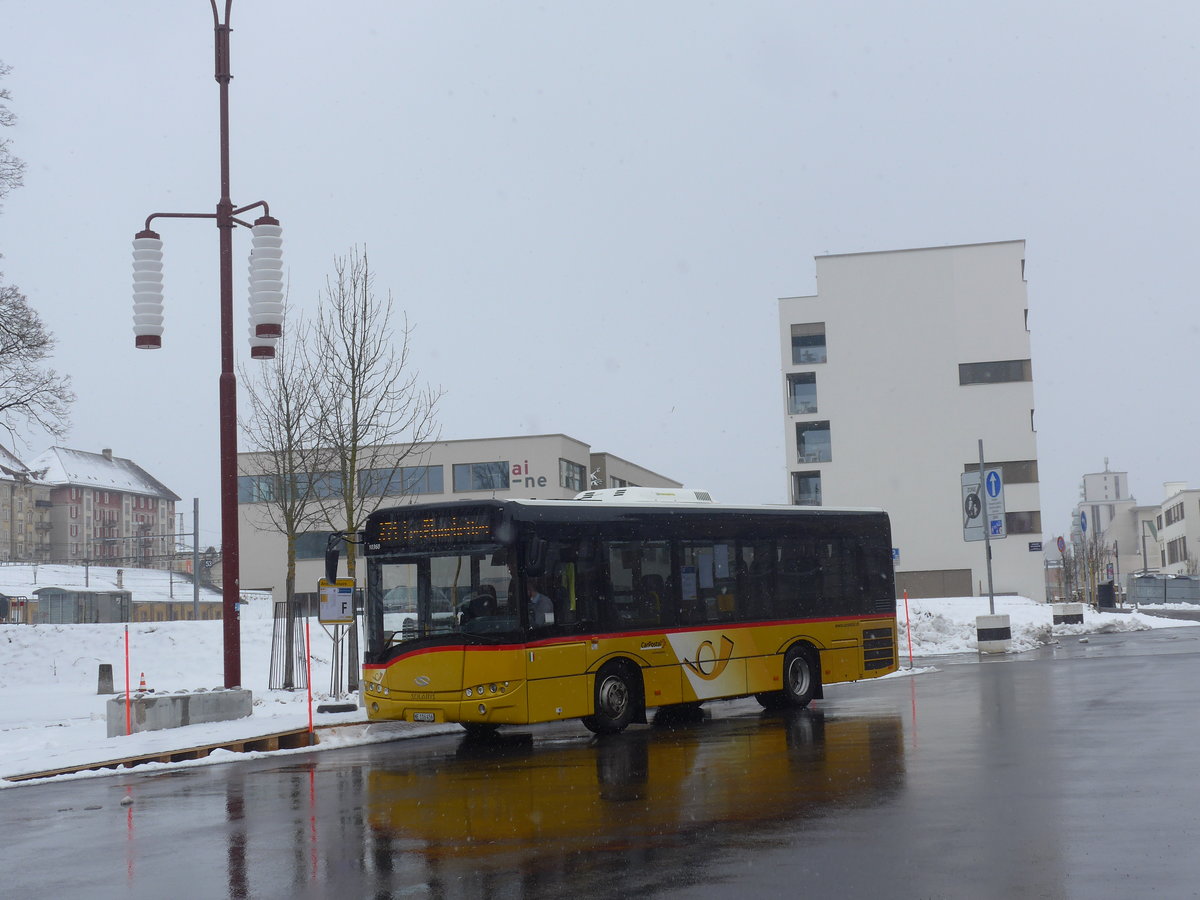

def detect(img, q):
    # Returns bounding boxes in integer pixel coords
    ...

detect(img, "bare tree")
[0,279,74,441]
[1079,530,1114,606]
[0,63,70,441]
[239,312,323,689]
[311,247,442,691]
[311,247,442,573]
[1058,541,1080,602]
[0,61,26,206]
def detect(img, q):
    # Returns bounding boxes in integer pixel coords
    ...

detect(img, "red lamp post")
[132,0,281,688]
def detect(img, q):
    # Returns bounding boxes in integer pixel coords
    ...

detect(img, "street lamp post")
[132,1,283,688]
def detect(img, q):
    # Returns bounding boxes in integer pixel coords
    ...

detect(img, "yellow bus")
[350,488,897,735]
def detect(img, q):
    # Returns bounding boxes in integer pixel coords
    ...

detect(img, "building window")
[304,472,343,500]
[295,531,336,560]
[359,465,444,497]
[1005,510,1042,535]
[958,359,1033,385]
[786,372,818,415]
[963,459,1040,485]
[1165,502,1185,526]
[790,323,827,365]
[237,475,277,504]
[795,421,831,463]
[791,471,822,506]
[559,459,586,492]
[453,462,510,492]
[1167,536,1188,566]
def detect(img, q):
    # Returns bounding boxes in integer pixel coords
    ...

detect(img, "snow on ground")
[894,593,1188,656]
[1,565,1195,785]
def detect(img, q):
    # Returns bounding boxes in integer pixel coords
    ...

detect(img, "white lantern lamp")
[132,229,165,349]
[248,215,283,340]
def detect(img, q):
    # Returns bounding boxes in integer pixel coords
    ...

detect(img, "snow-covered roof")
[0,444,34,480]
[28,447,180,501]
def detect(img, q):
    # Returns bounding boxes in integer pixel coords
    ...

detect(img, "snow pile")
[896,594,1181,656]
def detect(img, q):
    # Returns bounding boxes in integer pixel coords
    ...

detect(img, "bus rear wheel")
[756,645,818,709]
[582,663,637,734]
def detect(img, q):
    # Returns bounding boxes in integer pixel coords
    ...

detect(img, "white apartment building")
[779,240,1045,601]
[237,433,680,595]
[1147,483,1200,576]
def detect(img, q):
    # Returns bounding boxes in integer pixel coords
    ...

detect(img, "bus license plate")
[412,712,436,723]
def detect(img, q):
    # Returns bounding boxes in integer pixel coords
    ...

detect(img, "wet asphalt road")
[3,625,1200,899]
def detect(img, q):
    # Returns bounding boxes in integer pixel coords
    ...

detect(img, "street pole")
[133,1,280,688]
[193,498,200,619]
[1141,521,1148,575]
[978,439,996,615]
[1114,538,1121,606]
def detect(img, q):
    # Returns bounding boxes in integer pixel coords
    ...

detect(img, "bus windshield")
[372,548,518,649]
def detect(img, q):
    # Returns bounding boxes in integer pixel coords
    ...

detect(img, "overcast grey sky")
[2,1,1197,549]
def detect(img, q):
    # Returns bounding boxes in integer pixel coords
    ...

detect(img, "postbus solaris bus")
[341,488,897,735]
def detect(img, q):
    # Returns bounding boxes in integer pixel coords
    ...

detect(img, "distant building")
[237,433,680,595]
[1063,462,1144,592]
[1054,464,1200,603]
[1,444,52,562]
[779,240,1045,601]
[1147,482,1200,576]
[27,447,180,567]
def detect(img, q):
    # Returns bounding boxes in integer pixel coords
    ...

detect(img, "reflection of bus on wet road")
[366,710,905,877]
[352,488,898,734]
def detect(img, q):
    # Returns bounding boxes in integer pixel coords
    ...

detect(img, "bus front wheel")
[582,663,637,734]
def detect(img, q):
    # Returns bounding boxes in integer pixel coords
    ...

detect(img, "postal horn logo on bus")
[682,635,735,681]
[414,675,431,687]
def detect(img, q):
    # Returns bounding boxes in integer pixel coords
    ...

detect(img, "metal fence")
[1127,574,1200,605]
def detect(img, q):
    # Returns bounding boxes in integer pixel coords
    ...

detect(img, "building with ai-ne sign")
[237,434,679,596]
[779,241,1044,601]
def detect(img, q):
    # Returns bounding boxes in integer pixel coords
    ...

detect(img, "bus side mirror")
[325,534,341,583]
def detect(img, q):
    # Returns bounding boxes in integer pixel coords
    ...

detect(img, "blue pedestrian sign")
[1080,510,1088,534]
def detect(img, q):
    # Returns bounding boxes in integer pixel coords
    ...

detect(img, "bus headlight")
[477,704,486,715]
[489,684,497,693]
[465,688,473,698]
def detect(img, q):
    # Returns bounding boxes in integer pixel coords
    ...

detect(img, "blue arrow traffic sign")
[986,470,1002,498]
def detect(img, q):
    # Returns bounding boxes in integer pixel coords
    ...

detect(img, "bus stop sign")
[318,577,356,625]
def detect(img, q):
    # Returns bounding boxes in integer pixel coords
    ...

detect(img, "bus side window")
[543,540,602,632]
[604,540,669,629]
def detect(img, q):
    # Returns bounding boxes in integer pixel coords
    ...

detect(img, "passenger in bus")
[527,579,555,627]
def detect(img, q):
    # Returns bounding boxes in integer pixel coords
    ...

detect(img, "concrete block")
[976,613,1012,654]
[97,663,114,694]
[106,689,253,738]
[1053,602,1084,625]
